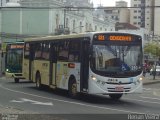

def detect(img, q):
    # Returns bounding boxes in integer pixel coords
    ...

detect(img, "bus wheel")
[68,79,78,98]
[109,94,123,100]
[14,78,19,83]
[36,73,41,89]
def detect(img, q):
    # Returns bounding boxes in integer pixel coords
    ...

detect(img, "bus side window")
[24,43,30,59]
[69,40,80,62]
[58,41,69,61]
[42,43,50,60]
[35,43,42,59]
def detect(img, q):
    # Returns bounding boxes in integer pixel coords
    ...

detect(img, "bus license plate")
[115,86,124,91]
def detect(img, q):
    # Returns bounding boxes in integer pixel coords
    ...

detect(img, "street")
[0,76,160,120]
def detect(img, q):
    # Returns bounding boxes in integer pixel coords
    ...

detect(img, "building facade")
[104,1,129,23]
[130,0,154,33]
[154,0,160,37]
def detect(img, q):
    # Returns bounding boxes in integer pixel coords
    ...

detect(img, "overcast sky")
[91,0,131,7]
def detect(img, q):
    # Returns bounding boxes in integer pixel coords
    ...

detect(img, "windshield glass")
[6,49,23,73]
[91,44,143,77]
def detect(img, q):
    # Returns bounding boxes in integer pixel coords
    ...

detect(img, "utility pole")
[63,7,79,34]
[1,0,2,7]
[64,8,66,29]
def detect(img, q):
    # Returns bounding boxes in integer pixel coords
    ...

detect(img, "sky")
[91,0,131,7]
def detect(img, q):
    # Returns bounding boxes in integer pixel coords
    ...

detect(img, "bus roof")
[24,33,89,42]
[23,31,142,42]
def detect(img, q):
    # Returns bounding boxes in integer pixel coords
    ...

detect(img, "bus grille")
[15,73,22,76]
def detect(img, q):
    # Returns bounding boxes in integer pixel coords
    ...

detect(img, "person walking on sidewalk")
[152,64,156,80]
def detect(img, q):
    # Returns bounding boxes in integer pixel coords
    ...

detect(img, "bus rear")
[88,33,143,99]
[5,43,25,83]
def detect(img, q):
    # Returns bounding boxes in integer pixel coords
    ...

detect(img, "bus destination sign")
[96,34,133,42]
[109,35,132,41]
[10,44,24,49]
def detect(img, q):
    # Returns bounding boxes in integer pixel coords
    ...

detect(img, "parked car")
[150,66,160,75]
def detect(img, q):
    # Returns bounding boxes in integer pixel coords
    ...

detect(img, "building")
[130,0,154,33]
[104,0,130,23]
[154,0,160,37]
[0,0,8,6]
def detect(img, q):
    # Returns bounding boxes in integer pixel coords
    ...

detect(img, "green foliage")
[144,43,160,57]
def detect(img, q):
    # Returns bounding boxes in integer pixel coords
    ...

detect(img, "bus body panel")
[23,32,143,98]
[33,60,50,85]
[23,58,30,80]
[5,72,24,79]
[88,69,143,94]
[51,63,56,86]
[56,62,81,92]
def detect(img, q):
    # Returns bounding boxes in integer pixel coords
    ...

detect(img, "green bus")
[5,42,25,83]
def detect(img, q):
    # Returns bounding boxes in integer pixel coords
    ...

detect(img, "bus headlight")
[91,75,97,81]
[139,77,143,81]
[135,77,143,84]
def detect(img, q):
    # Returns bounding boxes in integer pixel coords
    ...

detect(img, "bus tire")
[14,78,19,83]
[36,73,41,89]
[109,94,123,100]
[68,79,78,99]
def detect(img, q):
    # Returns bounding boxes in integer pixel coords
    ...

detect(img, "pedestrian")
[152,64,156,79]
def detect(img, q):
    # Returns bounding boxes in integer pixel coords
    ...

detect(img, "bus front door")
[80,40,90,92]
[49,43,57,87]
[29,44,34,81]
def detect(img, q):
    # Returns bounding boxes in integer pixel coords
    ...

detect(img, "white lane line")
[143,88,152,91]
[153,91,160,97]
[0,84,145,114]
[140,96,160,101]
[143,88,160,91]
[10,98,53,106]
[124,98,160,105]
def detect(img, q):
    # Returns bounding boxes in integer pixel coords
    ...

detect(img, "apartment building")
[104,0,129,23]
[130,0,154,32]
[154,0,160,36]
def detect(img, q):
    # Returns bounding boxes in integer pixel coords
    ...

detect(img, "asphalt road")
[0,77,160,120]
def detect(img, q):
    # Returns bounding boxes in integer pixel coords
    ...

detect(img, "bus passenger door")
[80,40,90,92]
[23,43,34,81]
[49,43,57,86]
[29,44,34,81]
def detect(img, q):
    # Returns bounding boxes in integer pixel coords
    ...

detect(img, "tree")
[144,43,160,58]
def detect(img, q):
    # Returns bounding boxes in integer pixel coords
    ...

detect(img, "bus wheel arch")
[35,71,41,89]
[68,75,78,98]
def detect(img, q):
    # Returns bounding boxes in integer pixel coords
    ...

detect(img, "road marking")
[143,88,152,91]
[10,98,53,106]
[143,87,160,91]
[124,98,160,105]
[140,96,160,101]
[10,100,25,103]
[153,91,160,97]
[0,84,145,114]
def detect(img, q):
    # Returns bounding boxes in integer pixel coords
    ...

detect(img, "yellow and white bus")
[23,32,143,100]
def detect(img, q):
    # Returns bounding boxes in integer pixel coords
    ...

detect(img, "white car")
[150,66,160,75]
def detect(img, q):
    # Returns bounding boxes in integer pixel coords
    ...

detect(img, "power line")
[0,32,45,39]
[0,6,160,10]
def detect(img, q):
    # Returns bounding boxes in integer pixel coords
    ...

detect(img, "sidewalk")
[142,75,160,85]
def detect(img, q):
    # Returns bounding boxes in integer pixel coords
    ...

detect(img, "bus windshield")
[6,49,23,73]
[91,44,143,77]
